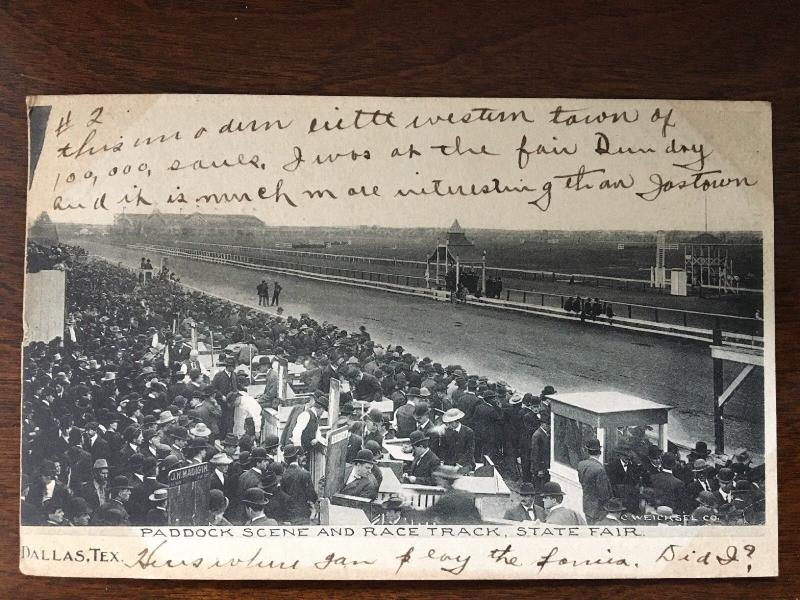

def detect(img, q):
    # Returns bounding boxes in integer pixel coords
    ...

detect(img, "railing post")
[522,292,527,303]
[683,312,688,327]
[628,305,632,319]
[654,309,659,323]
[560,296,564,308]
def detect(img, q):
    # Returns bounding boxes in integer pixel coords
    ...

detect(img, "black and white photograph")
[19,94,776,579]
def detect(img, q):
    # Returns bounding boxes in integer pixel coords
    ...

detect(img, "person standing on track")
[271,280,282,306]
[257,280,268,306]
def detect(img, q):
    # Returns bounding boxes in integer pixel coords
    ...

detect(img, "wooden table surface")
[1,2,798,597]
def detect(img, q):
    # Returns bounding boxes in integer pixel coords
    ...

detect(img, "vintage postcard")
[20,94,776,579]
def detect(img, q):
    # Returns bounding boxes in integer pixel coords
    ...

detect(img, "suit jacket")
[440,425,475,471]
[83,436,110,462]
[546,504,587,525]
[417,420,440,456]
[144,507,169,526]
[519,408,540,452]
[281,464,317,523]
[353,373,383,403]
[65,445,94,492]
[651,470,686,513]
[128,477,166,525]
[577,458,613,522]
[606,458,643,511]
[456,392,480,427]
[91,498,130,525]
[394,402,417,438]
[408,449,441,486]
[529,427,551,474]
[340,467,379,500]
[28,480,72,519]
[503,502,536,522]
[471,400,502,442]
[78,480,106,511]
[237,468,264,499]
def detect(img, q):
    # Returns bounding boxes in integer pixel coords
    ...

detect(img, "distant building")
[113,210,265,239]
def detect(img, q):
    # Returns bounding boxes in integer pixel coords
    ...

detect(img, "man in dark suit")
[455,379,480,427]
[78,459,110,511]
[650,452,686,514]
[403,430,441,486]
[128,457,165,525]
[529,413,551,492]
[341,450,380,500]
[393,388,420,438]
[606,444,644,512]
[348,366,383,404]
[280,445,317,524]
[439,408,475,473]
[503,482,539,521]
[471,390,503,463]
[212,357,238,435]
[236,447,270,521]
[685,458,715,512]
[82,421,110,462]
[577,438,613,524]
[28,461,72,523]
[91,475,133,525]
[713,467,736,510]
[518,395,541,483]
[64,428,93,493]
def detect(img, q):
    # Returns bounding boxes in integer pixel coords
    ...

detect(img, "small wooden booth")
[545,391,672,514]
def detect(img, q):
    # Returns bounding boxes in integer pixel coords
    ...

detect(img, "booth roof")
[546,391,672,415]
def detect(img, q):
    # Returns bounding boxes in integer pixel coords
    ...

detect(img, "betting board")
[322,425,350,499]
[167,462,211,526]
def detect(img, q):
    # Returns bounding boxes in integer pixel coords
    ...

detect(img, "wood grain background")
[1,1,797,597]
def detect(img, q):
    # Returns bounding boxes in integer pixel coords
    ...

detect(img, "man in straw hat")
[144,488,169,526]
[577,437,613,524]
[536,481,587,525]
[439,407,475,473]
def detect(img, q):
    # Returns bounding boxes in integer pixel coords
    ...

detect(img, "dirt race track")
[80,240,765,455]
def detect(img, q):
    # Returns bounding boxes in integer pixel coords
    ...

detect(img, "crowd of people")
[21,241,765,528]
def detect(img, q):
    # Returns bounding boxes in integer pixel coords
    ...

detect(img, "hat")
[541,385,556,396]
[408,430,429,446]
[364,440,383,457]
[732,480,757,495]
[481,390,497,401]
[168,426,189,441]
[603,498,626,513]
[381,497,404,511]
[260,469,279,489]
[248,446,267,461]
[693,441,711,457]
[509,394,523,405]
[262,433,280,451]
[68,496,92,518]
[406,387,421,398]
[157,411,176,426]
[126,453,145,471]
[149,488,169,503]
[584,438,602,453]
[419,387,431,398]
[661,452,677,469]
[209,489,229,514]
[353,449,375,465]
[696,490,718,507]
[716,468,735,484]
[413,403,430,418]
[648,445,663,461]
[314,395,329,411]
[186,437,211,450]
[93,459,109,471]
[189,423,211,438]
[692,458,709,472]
[656,506,674,517]
[442,408,465,423]
[282,444,301,460]
[366,406,384,424]
[210,452,233,466]
[108,475,134,490]
[241,487,271,506]
[215,432,239,448]
[519,482,537,496]
[535,481,565,498]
